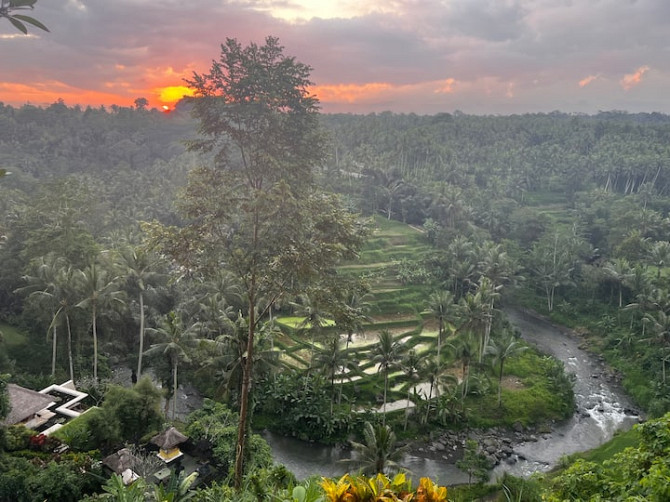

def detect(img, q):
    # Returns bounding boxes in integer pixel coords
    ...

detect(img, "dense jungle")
[2,41,670,501]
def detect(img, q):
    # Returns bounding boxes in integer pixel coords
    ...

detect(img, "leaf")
[8,16,28,34]
[12,14,49,32]
[292,485,307,502]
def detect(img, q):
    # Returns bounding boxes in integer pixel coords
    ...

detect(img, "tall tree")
[427,290,456,371]
[372,329,403,425]
[145,37,365,489]
[485,333,527,407]
[76,259,123,381]
[116,245,164,378]
[145,311,196,420]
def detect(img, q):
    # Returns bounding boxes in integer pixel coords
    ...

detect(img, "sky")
[1,0,669,115]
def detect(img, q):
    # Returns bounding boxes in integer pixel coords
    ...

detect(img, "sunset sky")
[2,0,669,115]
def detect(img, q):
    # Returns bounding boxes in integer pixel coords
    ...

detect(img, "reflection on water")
[262,431,470,485]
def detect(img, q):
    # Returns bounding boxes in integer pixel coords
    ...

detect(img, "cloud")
[434,78,456,94]
[2,0,670,113]
[620,66,650,91]
[579,75,599,88]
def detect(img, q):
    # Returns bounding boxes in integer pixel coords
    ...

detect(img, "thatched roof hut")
[151,427,188,450]
[102,448,139,474]
[2,384,55,426]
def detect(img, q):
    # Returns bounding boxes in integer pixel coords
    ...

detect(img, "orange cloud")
[434,78,456,94]
[579,75,598,88]
[620,66,650,91]
[0,81,135,107]
[311,82,394,103]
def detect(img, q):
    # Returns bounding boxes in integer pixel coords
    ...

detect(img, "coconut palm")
[337,290,374,350]
[400,349,423,431]
[603,258,634,308]
[457,281,497,364]
[643,310,670,384]
[145,311,197,419]
[201,313,279,405]
[291,292,331,372]
[485,333,527,407]
[453,332,477,406]
[420,356,457,424]
[347,421,407,475]
[17,254,77,379]
[314,335,355,415]
[426,290,456,371]
[649,241,670,279]
[372,329,403,425]
[76,259,124,381]
[116,245,165,378]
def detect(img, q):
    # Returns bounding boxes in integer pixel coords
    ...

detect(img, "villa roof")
[3,384,56,426]
[102,448,139,474]
[151,426,188,449]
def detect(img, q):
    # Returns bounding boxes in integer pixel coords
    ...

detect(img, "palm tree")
[649,241,670,279]
[116,245,165,378]
[643,310,670,384]
[17,254,77,379]
[603,258,634,308]
[427,290,456,371]
[291,292,330,373]
[372,329,403,425]
[76,259,124,381]
[400,349,423,431]
[145,311,197,419]
[347,421,407,475]
[420,356,457,424]
[485,334,527,407]
[314,335,353,416]
[336,290,374,350]
[453,332,477,406]
[201,313,279,405]
[457,279,498,364]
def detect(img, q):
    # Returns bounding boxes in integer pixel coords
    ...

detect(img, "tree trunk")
[234,291,256,490]
[424,380,434,424]
[172,360,178,420]
[51,324,57,378]
[497,361,504,408]
[137,292,145,376]
[382,371,388,425]
[92,305,98,381]
[66,314,74,382]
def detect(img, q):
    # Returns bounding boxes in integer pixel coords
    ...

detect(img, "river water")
[263,307,641,484]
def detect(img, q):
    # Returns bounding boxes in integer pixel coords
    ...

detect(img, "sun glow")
[156,85,194,104]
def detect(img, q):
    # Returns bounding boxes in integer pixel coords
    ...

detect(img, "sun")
[156,85,195,107]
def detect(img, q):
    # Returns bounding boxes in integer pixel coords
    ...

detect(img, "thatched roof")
[3,384,55,426]
[151,426,188,449]
[102,448,139,474]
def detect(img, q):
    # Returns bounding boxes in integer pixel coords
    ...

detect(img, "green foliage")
[346,421,408,475]
[0,452,101,502]
[546,412,670,501]
[255,371,354,443]
[456,439,491,485]
[185,399,273,476]
[496,473,544,502]
[1,425,33,451]
[59,378,162,450]
[0,0,49,34]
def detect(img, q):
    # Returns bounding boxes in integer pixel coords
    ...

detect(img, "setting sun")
[157,85,195,105]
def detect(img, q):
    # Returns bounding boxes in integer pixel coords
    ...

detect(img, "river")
[263,307,641,484]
